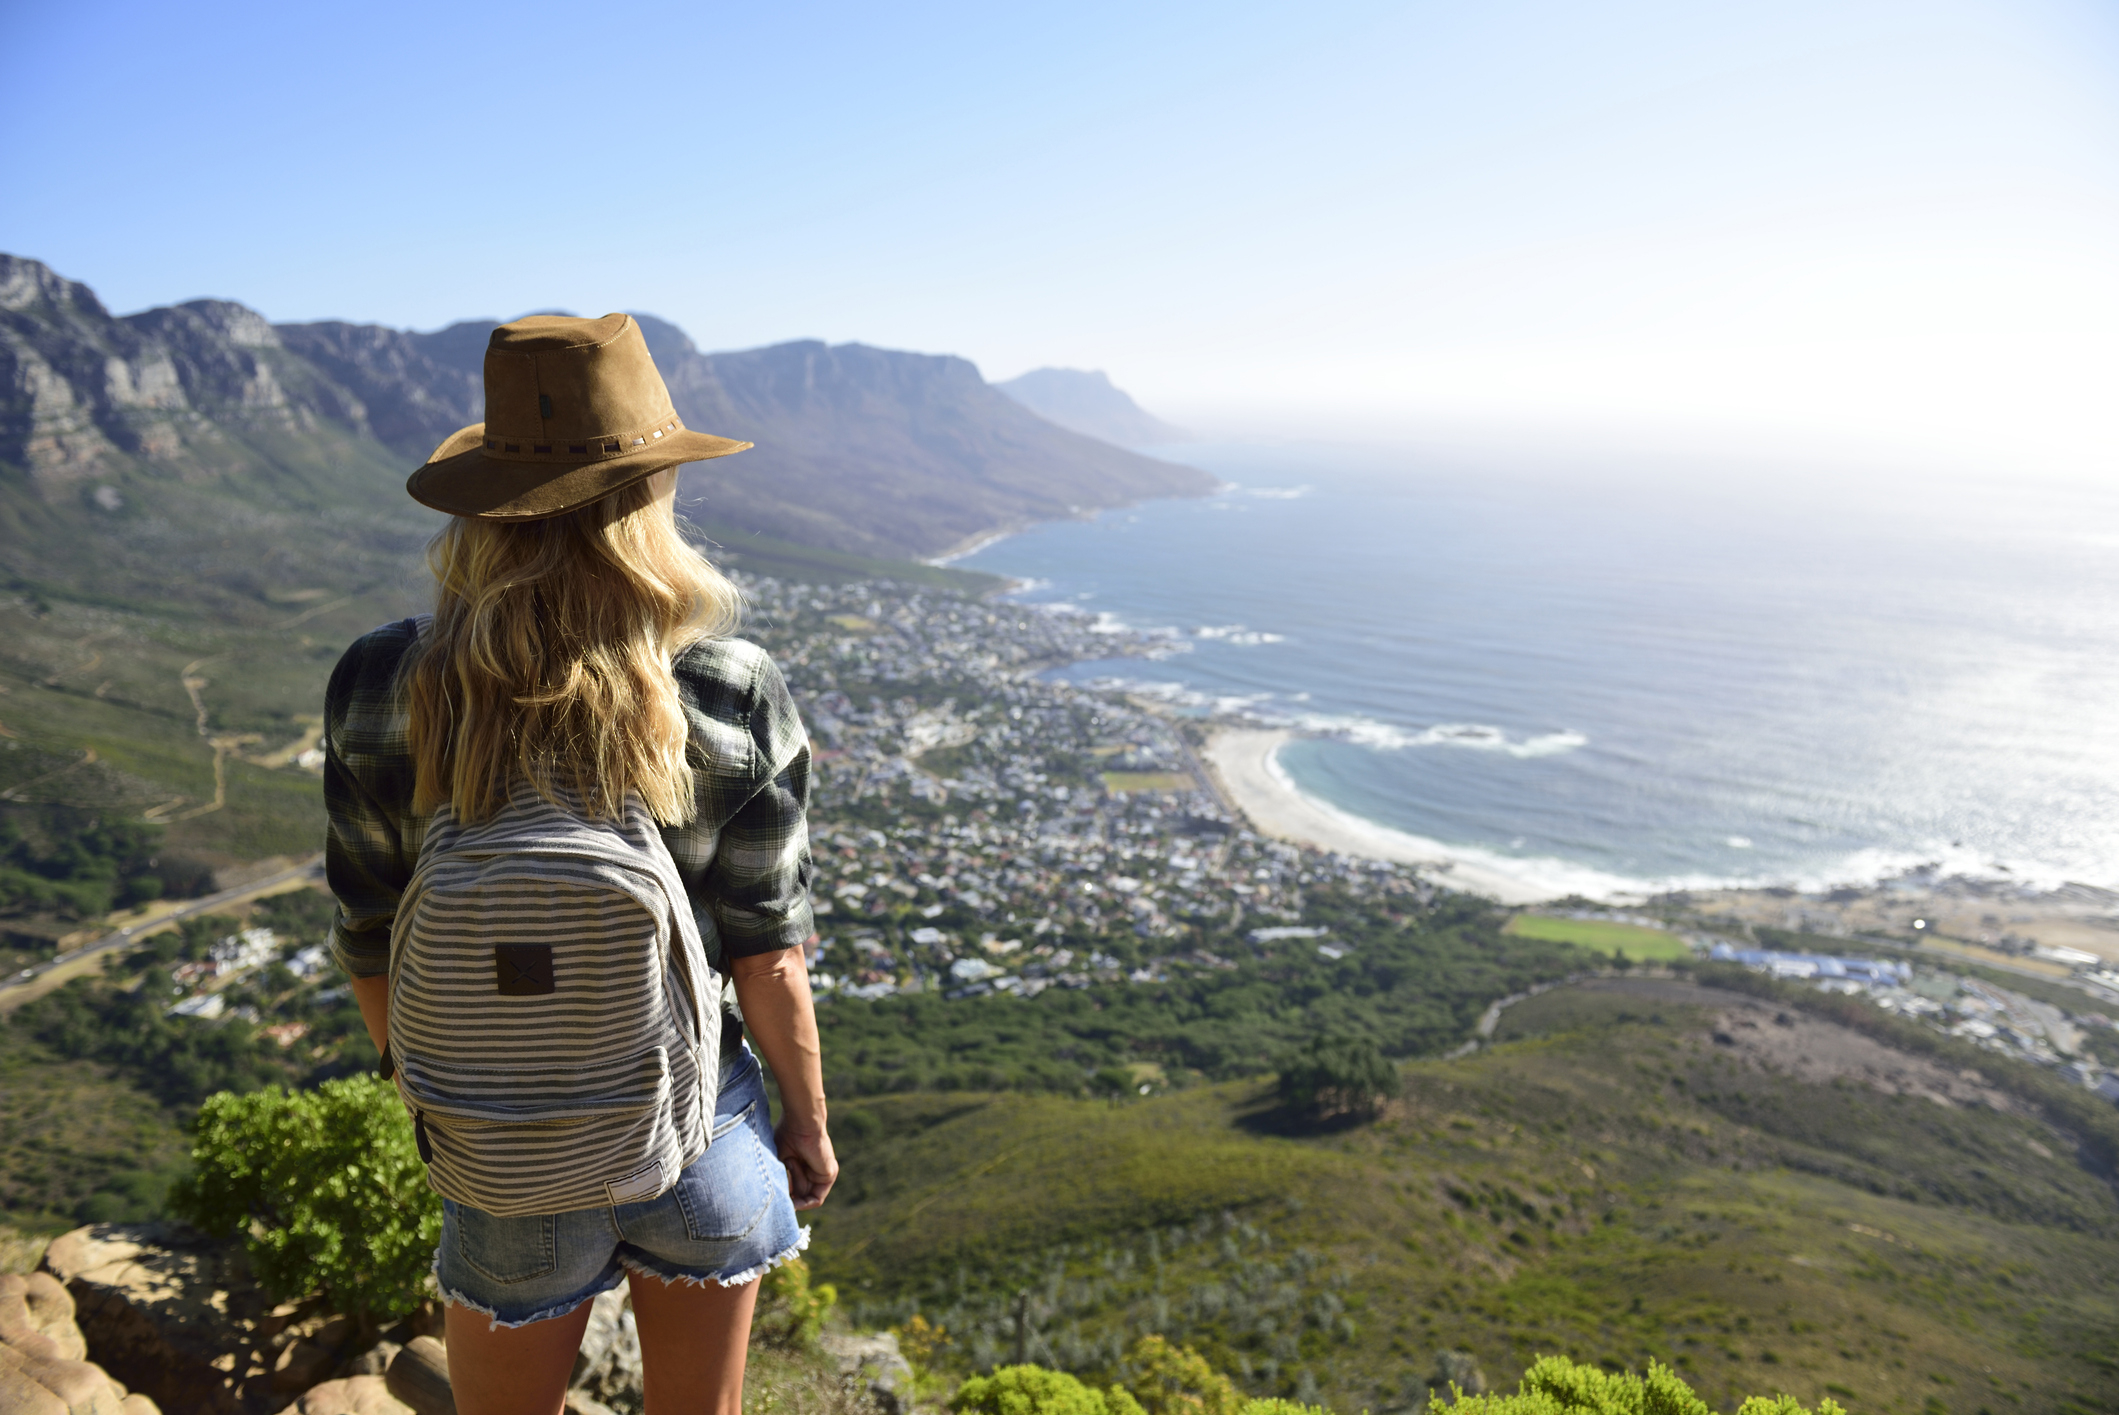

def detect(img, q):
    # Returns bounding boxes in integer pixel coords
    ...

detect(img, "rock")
[341,1342,400,1378]
[1430,1350,1487,1398]
[0,1274,88,1363]
[382,1338,452,1415]
[562,1396,618,1415]
[568,1292,640,1408]
[0,1263,162,1415]
[0,1341,128,1415]
[819,1330,913,1413]
[272,1342,336,1392]
[282,1376,414,1415]
[39,1224,277,1415]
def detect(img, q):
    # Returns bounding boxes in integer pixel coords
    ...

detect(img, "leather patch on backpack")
[495,944,556,995]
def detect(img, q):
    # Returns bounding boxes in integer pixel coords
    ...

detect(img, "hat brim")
[406,423,752,520]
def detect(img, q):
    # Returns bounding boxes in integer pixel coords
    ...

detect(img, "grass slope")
[809,980,2119,1415]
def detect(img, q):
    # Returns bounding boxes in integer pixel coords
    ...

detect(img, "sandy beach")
[1199,726,2119,973]
[1200,728,1554,904]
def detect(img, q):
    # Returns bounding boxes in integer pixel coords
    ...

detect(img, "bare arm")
[729,947,838,1211]
[351,973,390,1058]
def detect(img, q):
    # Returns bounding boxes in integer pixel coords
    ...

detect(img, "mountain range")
[994,367,1188,446]
[0,253,1211,603]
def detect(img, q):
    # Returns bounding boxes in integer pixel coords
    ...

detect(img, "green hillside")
[809,978,2119,1415]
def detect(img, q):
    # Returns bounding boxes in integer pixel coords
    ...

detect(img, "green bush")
[1121,1336,1242,1415]
[759,1256,838,1347]
[953,1364,1146,1415]
[171,1075,440,1325]
[1275,1035,1398,1120]
[1435,1355,1846,1415]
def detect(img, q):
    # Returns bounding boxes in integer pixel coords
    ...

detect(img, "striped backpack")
[385,780,722,1217]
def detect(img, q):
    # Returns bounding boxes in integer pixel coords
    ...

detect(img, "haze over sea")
[957,442,2119,902]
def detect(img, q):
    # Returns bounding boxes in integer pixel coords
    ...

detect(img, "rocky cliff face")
[1,253,1210,584]
[0,256,429,614]
[0,257,375,490]
[670,337,1212,559]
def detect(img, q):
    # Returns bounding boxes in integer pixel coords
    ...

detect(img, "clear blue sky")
[4,0,2115,472]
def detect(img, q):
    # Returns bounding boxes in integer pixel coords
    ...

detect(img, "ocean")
[954,440,2119,900]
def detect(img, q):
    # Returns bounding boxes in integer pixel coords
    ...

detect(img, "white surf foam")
[1260,740,2115,900]
[1193,624,1288,645]
[1072,676,1585,759]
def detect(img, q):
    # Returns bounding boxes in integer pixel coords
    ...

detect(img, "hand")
[777,1121,838,1211]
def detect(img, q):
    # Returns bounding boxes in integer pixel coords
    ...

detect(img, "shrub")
[759,1256,838,1347]
[171,1075,440,1326]
[1435,1355,1847,1415]
[953,1364,1145,1415]
[897,1312,951,1370]
[1275,1035,1398,1120]
[1121,1335,1242,1415]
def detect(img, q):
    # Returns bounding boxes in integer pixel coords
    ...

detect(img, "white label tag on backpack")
[605,1159,667,1207]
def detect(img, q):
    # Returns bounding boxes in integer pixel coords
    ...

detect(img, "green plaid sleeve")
[322,626,811,977]
[664,638,816,964]
[322,619,427,979]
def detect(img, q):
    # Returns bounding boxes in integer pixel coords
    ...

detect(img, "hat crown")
[481,313,675,447]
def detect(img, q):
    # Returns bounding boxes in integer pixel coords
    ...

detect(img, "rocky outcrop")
[38,1224,279,1414]
[35,1225,423,1415]
[0,256,369,489]
[0,1269,161,1415]
[283,1377,412,1415]
[819,1330,915,1414]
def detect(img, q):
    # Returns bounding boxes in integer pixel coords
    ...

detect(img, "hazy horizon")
[5,0,2116,479]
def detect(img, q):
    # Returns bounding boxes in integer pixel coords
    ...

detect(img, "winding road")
[0,854,325,1010]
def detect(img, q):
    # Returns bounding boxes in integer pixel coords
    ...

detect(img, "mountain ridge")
[996,366,1188,447]
[1,252,1211,588]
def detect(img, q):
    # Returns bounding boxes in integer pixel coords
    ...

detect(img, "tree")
[1275,1035,1397,1121]
[172,1075,440,1327]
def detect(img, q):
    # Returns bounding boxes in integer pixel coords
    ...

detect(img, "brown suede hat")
[407,313,750,520]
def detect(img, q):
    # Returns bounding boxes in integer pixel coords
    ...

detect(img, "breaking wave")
[1075,676,1584,758]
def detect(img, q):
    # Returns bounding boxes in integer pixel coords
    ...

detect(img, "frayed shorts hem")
[433,1262,624,1331]
[619,1224,811,1290]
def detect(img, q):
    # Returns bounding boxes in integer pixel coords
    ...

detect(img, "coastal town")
[13,570,2118,1111]
[731,572,1431,998]
[733,571,2119,1101]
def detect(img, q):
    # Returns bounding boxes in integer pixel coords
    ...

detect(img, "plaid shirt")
[323,618,814,979]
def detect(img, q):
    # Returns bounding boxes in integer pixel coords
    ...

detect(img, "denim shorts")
[433,1045,808,1328]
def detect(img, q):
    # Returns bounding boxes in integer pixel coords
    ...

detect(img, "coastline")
[1200,728,1557,905]
[1199,726,2119,969]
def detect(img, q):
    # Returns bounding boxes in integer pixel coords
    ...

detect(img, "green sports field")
[1502,914,1697,962]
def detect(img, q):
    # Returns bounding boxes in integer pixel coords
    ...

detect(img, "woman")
[323,313,834,1415]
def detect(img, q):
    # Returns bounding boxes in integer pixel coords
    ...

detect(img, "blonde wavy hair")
[401,477,742,825]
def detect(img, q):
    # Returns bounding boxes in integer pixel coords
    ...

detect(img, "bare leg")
[628,1270,760,1415]
[442,1296,595,1415]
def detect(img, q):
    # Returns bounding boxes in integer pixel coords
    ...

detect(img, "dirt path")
[148,658,319,821]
